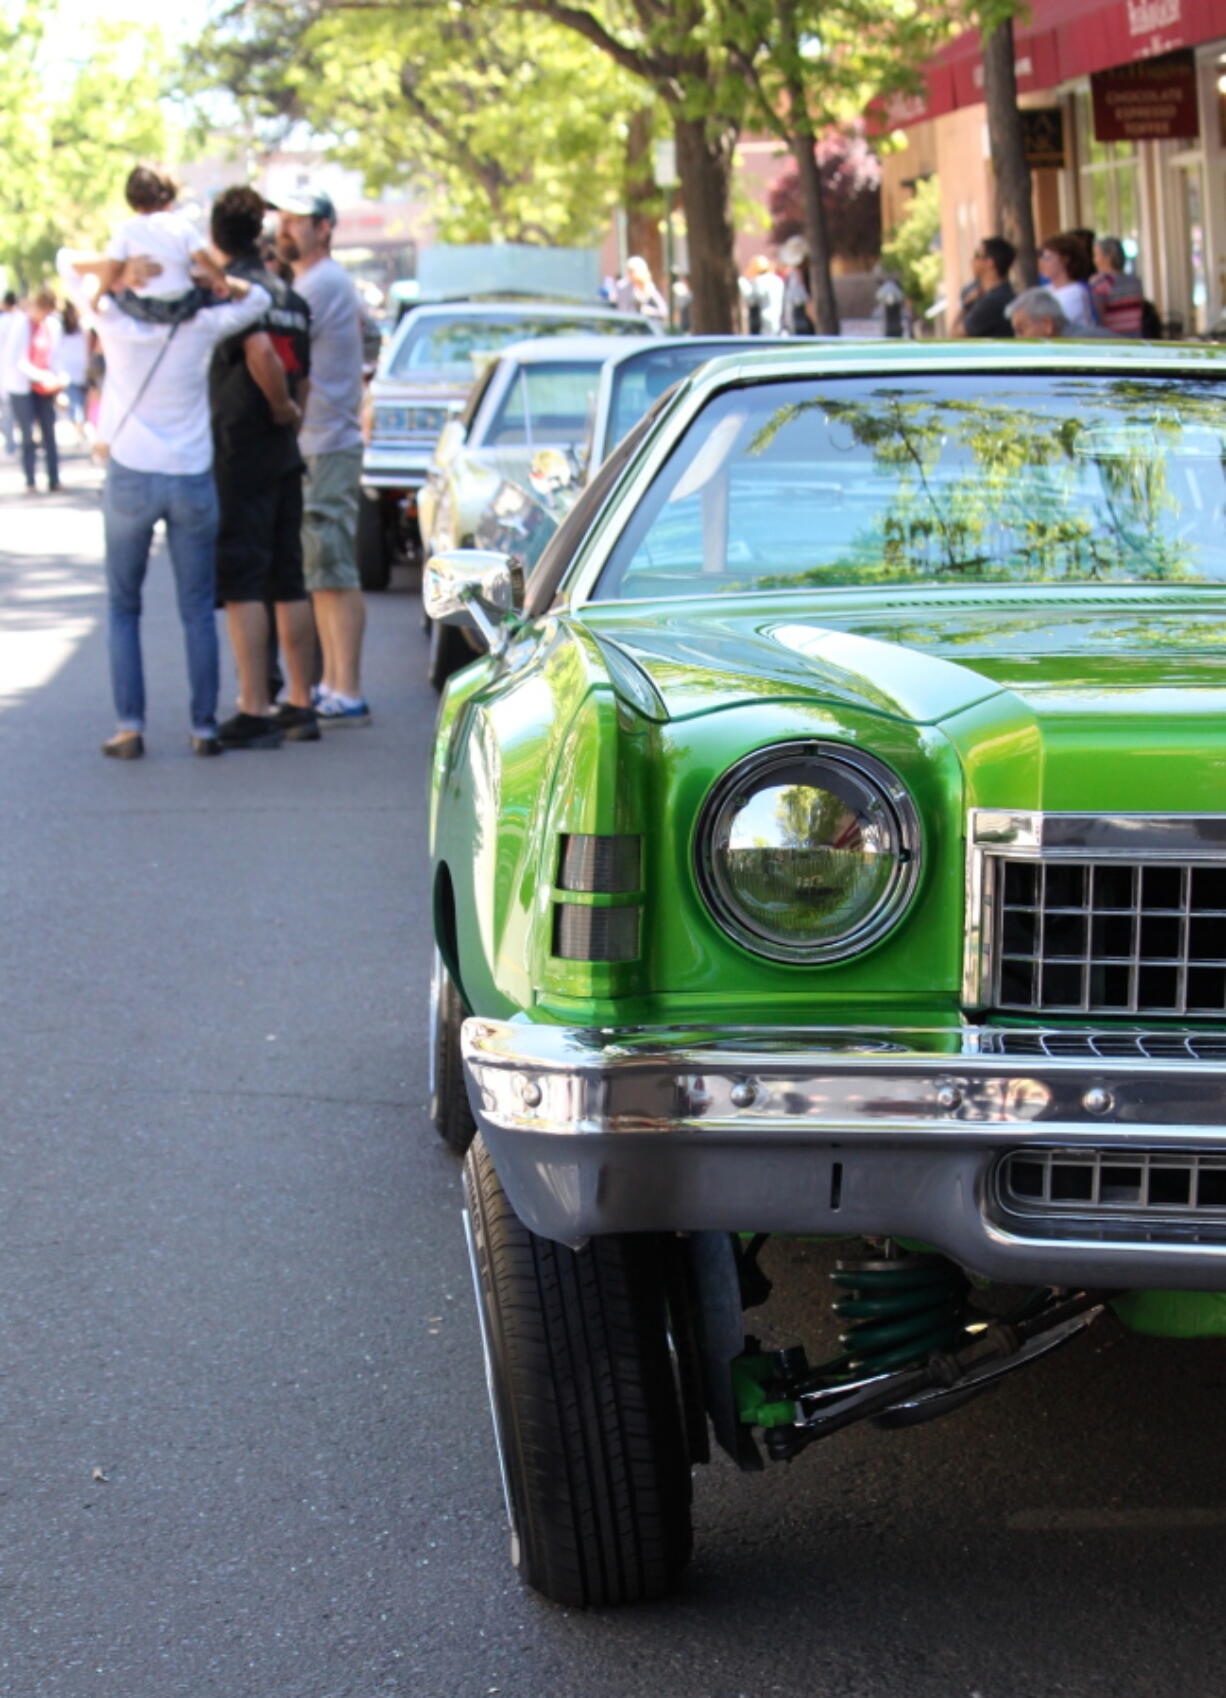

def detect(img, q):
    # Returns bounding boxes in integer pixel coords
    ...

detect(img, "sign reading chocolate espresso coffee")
[1092,48,1199,141]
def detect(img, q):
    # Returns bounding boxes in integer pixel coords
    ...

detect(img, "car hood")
[579,588,1226,725]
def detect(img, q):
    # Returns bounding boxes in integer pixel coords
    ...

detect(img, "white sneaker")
[316,693,371,726]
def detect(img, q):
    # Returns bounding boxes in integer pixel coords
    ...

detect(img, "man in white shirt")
[59,250,270,758]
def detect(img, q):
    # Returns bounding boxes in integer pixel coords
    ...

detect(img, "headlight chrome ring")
[695,741,922,964]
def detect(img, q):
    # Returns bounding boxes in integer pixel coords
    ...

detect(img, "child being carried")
[68,165,230,323]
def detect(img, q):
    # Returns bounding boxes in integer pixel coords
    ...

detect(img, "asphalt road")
[4,446,1226,1698]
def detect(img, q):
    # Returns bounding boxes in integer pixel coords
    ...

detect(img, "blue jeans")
[10,390,59,488]
[103,460,221,736]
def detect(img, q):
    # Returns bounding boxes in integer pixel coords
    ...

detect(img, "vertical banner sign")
[1091,49,1199,141]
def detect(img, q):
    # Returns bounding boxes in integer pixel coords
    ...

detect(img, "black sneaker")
[272,702,321,742]
[217,711,283,750]
[191,735,224,757]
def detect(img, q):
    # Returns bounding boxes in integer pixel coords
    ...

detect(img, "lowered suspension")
[732,1243,1111,1460]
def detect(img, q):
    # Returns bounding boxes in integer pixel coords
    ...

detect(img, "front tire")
[463,1135,694,1606]
[357,494,393,591]
[428,947,477,1156]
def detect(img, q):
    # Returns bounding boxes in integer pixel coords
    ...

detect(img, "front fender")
[432,621,643,1018]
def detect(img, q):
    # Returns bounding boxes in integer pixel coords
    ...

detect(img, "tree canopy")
[0,2,169,287]
[193,0,744,327]
[190,0,649,247]
[194,0,959,330]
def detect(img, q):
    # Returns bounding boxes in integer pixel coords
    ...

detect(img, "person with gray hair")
[1091,237,1144,335]
[1006,287,1116,340]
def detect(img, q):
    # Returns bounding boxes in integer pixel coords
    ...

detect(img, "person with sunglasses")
[956,236,1016,337]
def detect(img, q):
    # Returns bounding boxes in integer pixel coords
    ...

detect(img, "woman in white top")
[1039,232,1098,328]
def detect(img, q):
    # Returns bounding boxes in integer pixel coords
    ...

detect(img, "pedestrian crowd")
[954,226,1156,341]
[18,166,373,758]
[9,175,1166,759]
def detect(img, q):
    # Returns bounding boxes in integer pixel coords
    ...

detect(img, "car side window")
[485,363,600,449]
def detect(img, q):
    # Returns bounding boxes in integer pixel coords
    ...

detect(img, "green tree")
[720,0,948,332]
[191,0,645,247]
[197,0,746,331]
[0,3,169,287]
[197,0,963,333]
[498,0,743,332]
[880,174,943,317]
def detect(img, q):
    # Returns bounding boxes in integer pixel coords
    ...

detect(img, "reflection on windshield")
[595,375,1226,599]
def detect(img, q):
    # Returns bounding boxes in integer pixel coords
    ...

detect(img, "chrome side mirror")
[424,549,516,655]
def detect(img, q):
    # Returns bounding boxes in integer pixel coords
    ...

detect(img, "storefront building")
[880,0,1226,333]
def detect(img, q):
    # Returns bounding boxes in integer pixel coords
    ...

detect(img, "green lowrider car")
[426,340,1226,1607]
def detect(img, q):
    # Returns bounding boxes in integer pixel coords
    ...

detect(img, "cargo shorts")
[302,446,363,592]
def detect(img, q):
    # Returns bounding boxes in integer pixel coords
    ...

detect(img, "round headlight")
[695,743,921,963]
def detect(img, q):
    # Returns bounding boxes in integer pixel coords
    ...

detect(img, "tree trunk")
[673,115,739,333]
[981,17,1038,287]
[791,132,840,335]
[624,107,663,279]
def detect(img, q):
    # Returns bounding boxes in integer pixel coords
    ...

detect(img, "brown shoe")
[101,731,144,760]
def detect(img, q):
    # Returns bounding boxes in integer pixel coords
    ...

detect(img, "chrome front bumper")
[461,1019,1226,1287]
[360,447,433,493]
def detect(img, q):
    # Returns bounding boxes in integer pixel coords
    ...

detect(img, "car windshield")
[485,361,603,448]
[594,373,1226,600]
[390,313,646,379]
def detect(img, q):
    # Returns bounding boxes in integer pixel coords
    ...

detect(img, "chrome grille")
[967,814,1226,1020]
[993,858,1226,1016]
[975,1029,1226,1062]
[998,1148,1226,1224]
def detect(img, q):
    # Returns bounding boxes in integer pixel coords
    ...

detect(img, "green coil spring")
[831,1253,971,1374]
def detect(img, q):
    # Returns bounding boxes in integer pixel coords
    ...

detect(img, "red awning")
[881,0,1226,129]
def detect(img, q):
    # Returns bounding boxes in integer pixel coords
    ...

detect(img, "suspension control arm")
[769,1291,1110,1457]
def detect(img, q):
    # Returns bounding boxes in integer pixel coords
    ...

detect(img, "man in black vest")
[208,186,317,748]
